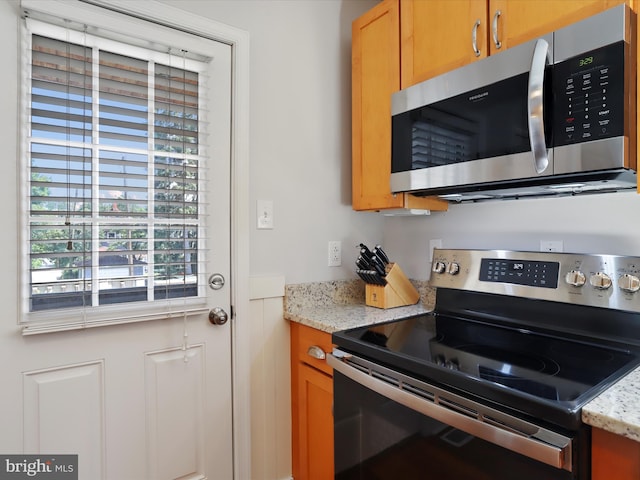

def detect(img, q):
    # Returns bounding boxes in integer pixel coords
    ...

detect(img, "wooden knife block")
[365,263,420,309]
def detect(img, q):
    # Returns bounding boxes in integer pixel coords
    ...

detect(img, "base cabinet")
[592,427,640,479]
[291,323,334,480]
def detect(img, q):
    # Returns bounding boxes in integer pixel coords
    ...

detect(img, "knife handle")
[373,245,390,264]
[370,256,386,277]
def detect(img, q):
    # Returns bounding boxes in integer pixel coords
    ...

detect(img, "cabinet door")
[489,0,627,52]
[291,323,334,480]
[592,428,640,479]
[352,0,404,211]
[294,363,334,480]
[400,0,488,88]
[352,0,449,212]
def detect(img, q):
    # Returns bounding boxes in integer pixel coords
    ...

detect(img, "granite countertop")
[285,280,640,444]
[582,368,640,442]
[284,279,435,333]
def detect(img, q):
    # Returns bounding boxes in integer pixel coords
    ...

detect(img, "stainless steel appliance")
[390,6,637,201]
[329,249,640,479]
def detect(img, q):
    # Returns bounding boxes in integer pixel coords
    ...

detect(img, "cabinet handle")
[492,10,502,49]
[307,345,326,360]
[471,19,481,57]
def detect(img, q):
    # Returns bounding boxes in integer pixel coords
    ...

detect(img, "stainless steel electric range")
[329,249,640,480]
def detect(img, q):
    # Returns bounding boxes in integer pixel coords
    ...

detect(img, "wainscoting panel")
[249,275,292,480]
[23,361,105,480]
[144,345,205,480]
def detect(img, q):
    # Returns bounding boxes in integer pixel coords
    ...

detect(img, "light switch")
[257,200,274,229]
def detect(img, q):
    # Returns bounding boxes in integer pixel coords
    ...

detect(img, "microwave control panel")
[553,41,626,146]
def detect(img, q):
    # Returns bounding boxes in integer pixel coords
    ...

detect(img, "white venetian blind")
[25,19,209,324]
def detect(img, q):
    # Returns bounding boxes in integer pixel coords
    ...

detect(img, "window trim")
[20,6,219,330]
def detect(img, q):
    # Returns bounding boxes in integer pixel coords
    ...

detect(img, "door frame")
[82,1,252,477]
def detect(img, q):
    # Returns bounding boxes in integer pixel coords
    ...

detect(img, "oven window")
[333,371,580,480]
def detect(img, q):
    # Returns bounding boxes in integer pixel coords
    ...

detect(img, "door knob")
[209,307,229,325]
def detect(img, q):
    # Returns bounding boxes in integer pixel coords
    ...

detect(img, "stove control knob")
[434,355,446,367]
[445,359,460,371]
[590,272,612,290]
[446,262,460,275]
[432,261,446,274]
[618,274,640,293]
[565,270,586,287]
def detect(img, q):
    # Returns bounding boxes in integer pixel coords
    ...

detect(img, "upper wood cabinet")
[401,0,629,88]
[400,0,489,88]
[491,0,629,53]
[351,0,448,212]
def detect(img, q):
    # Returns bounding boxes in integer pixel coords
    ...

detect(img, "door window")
[23,19,211,326]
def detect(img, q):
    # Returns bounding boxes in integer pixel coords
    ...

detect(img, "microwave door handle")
[527,38,550,174]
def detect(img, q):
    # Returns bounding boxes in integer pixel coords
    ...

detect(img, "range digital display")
[479,258,559,288]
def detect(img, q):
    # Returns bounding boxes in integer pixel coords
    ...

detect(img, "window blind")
[26,20,208,321]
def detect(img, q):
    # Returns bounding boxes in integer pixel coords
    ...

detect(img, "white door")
[0,2,234,479]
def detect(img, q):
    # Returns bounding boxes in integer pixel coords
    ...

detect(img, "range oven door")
[328,352,588,480]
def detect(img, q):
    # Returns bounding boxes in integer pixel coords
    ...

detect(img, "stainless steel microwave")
[391,5,637,201]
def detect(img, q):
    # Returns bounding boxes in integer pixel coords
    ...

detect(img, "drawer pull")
[307,345,326,360]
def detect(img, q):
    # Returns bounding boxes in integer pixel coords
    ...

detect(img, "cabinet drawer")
[292,323,333,376]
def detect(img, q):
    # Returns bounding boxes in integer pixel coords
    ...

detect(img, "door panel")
[23,362,105,480]
[145,346,206,480]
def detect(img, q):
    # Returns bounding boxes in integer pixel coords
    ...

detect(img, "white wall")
[384,191,640,281]
[161,0,382,284]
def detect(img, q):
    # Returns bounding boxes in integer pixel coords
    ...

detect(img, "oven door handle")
[328,352,573,472]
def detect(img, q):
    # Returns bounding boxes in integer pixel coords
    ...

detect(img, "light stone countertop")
[285,280,640,444]
[582,368,640,443]
[284,279,435,333]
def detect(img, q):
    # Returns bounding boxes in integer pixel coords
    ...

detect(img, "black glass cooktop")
[333,313,640,430]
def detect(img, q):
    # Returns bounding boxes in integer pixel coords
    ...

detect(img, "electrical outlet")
[328,241,342,267]
[429,239,442,262]
[540,240,563,252]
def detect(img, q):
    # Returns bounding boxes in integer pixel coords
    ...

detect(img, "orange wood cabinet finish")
[400,0,488,88]
[491,0,628,52]
[291,322,334,480]
[351,0,448,212]
[352,0,403,212]
[401,0,628,88]
[592,427,640,479]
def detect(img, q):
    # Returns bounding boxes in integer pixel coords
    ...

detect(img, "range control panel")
[430,249,640,312]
